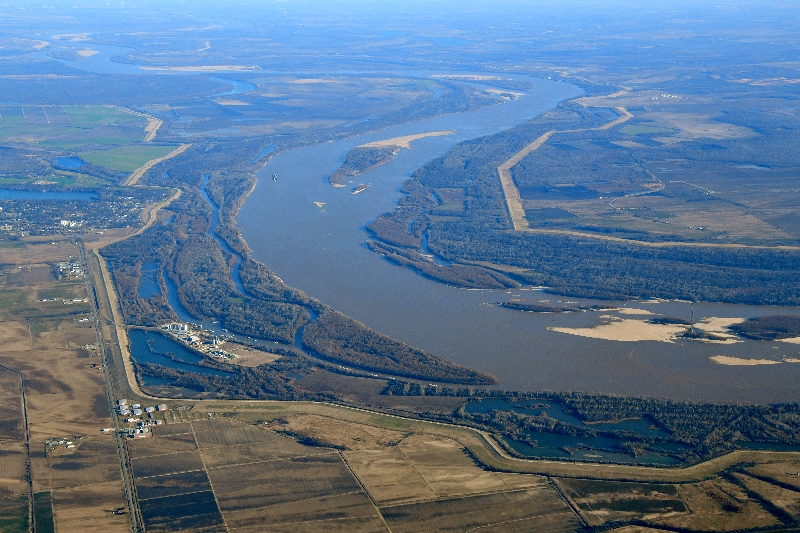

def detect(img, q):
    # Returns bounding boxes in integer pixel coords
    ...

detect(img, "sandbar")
[614,308,655,315]
[214,99,250,106]
[708,356,780,366]
[431,74,501,80]
[360,130,455,150]
[779,337,800,345]
[139,65,259,72]
[693,317,746,338]
[549,317,686,342]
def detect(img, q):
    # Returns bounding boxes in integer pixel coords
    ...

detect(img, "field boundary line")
[338,451,395,533]
[463,510,578,533]
[134,468,206,480]
[0,363,33,533]
[190,421,231,533]
[124,143,190,185]
[377,486,550,510]
[201,451,340,471]
[394,444,439,499]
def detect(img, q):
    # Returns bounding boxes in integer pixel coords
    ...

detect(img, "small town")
[112,399,168,439]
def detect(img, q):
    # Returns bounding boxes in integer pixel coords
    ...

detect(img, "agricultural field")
[151,400,800,533]
[124,413,585,532]
[0,367,28,533]
[0,104,180,185]
[79,145,177,173]
[0,236,128,533]
[0,105,145,147]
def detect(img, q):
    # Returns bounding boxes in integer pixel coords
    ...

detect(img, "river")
[238,77,800,404]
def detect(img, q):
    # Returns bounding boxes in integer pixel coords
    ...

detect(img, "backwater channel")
[238,77,800,404]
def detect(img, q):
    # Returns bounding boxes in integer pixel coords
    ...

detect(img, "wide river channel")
[238,77,800,404]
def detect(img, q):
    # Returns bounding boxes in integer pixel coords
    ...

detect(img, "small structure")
[132,408,143,416]
[117,399,128,406]
[131,403,141,409]
[156,404,168,412]
[144,406,155,413]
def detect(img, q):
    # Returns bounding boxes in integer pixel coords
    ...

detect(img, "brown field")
[150,421,194,437]
[267,413,408,451]
[209,454,362,511]
[221,341,281,367]
[231,516,388,533]
[131,450,205,478]
[557,478,688,526]
[194,420,286,448]
[135,470,213,500]
[345,433,545,506]
[0,240,129,531]
[343,447,437,505]
[0,443,28,482]
[658,480,779,530]
[50,480,128,533]
[200,434,326,468]
[30,437,121,492]
[127,431,198,459]
[732,472,800,518]
[222,492,379,530]
[745,460,800,491]
[381,488,580,533]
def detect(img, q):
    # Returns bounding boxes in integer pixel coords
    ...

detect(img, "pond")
[128,329,233,387]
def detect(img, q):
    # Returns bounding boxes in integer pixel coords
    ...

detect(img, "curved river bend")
[238,77,800,404]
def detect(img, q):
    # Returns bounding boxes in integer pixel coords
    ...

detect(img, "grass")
[79,145,176,172]
[32,492,55,533]
[0,501,28,533]
[64,106,143,127]
[0,105,148,157]
[0,291,26,310]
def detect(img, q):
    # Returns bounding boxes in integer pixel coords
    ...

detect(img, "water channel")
[238,77,800,404]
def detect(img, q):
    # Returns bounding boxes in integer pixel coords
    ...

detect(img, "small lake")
[128,329,233,387]
[0,189,96,201]
[53,157,85,169]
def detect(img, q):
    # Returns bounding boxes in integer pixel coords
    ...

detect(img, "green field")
[0,105,148,150]
[79,145,176,172]
[64,106,143,127]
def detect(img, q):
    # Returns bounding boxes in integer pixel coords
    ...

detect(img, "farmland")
[125,414,581,533]
[0,236,128,533]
